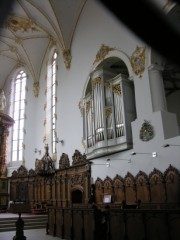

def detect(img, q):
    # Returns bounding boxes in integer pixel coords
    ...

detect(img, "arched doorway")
[71,189,83,204]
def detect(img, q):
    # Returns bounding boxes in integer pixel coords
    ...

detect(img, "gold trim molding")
[130,46,146,77]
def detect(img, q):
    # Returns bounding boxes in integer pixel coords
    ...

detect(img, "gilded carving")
[86,100,91,115]
[63,49,71,69]
[105,107,112,119]
[49,35,56,48]
[5,16,39,32]
[112,84,121,95]
[93,44,115,64]
[78,100,83,117]
[33,81,39,97]
[91,77,101,88]
[15,37,23,45]
[130,46,146,77]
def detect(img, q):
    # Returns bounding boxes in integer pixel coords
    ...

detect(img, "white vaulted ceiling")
[0,0,180,97]
[0,0,87,88]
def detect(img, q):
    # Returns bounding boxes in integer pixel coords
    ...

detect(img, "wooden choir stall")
[9,147,180,240]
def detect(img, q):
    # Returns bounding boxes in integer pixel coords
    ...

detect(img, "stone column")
[148,64,167,112]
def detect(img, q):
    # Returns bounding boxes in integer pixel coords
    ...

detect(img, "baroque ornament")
[5,16,39,32]
[112,84,121,95]
[139,120,154,142]
[130,46,146,77]
[93,44,115,64]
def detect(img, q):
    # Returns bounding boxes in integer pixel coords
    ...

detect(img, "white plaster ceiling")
[0,0,87,88]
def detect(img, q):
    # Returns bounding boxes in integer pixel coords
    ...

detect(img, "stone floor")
[0,228,62,240]
[0,213,64,240]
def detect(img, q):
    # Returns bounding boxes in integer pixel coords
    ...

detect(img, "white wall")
[6,0,180,181]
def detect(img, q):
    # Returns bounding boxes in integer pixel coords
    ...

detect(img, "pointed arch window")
[11,70,27,162]
[47,50,58,155]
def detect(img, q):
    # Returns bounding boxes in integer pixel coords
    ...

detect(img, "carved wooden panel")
[103,176,113,196]
[124,172,136,204]
[64,209,72,239]
[135,171,150,203]
[113,175,124,204]
[55,208,63,237]
[149,168,166,203]
[164,165,180,203]
[16,182,28,202]
[95,178,103,204]
[8,160,180,212]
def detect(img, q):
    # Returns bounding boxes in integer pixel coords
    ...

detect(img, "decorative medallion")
[139,120,154,141]
[130,46,145,77]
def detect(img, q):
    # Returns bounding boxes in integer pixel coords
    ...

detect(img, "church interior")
[0,0,180,239]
